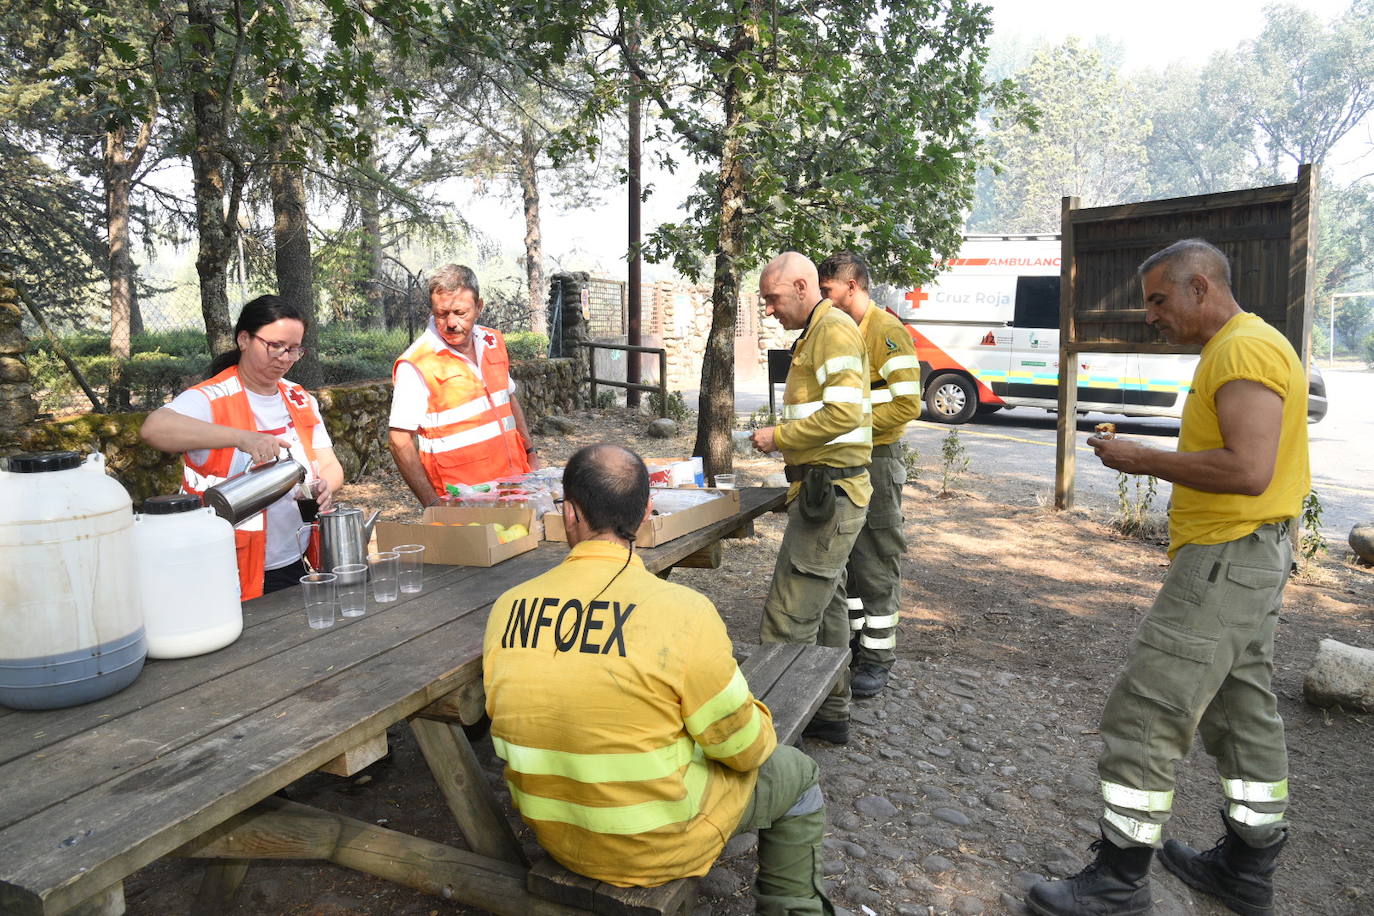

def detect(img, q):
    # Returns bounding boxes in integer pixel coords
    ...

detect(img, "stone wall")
[7,360,583,504]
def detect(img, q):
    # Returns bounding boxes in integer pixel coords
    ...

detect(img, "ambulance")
[879,235,1327,424]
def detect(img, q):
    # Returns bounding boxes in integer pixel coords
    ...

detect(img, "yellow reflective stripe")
[822,385,864,404]
[781,401,823,420]
[1101,781,1174,812]
[815,355,864,385]
[508,753,710,835]
[492,734,695,784]
[1220,777,1288,803]
[699,705,762,759]
[1228,803,1285,826]
[888,381,921,397]
[870,388,893,404]
[684,668,751,734]
[859,633,896,649]
[827,426,872,446]
[1102,808,1163,844]
[879,355,919,378]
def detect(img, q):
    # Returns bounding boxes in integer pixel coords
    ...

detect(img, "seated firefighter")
[483,444,835,914]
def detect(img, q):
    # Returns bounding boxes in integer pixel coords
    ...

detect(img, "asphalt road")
[722,367,1374,543]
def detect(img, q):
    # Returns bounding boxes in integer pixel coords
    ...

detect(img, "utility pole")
[625,21,643,409]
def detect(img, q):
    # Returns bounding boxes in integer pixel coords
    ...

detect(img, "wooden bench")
[526,642,850,916]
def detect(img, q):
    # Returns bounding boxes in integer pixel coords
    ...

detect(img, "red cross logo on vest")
[483,331,496,347]
[905,287,929,309]
[287,388,308,408]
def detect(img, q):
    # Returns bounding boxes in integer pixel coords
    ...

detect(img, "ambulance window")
[1015,276,1061,329]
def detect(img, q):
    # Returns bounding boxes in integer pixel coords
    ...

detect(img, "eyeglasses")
[253,335,308,360]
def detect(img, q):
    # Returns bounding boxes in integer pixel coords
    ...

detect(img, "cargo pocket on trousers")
[1218,563,1286,626]
[792,511,865,579]
[1123,618,1219,716]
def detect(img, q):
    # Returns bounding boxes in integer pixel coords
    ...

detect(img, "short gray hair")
[1138,239,1231,289]
[428,264,481,300]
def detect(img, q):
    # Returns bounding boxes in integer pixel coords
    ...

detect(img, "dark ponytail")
[207,294,308,376]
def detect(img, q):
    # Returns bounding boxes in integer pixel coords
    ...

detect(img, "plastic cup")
[300,573,336,629]
[394,544,425,594]
[369,551,399,603]
[713,474,736,489]
[332,563,368,617]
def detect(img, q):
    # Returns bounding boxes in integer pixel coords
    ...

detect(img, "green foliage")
[650,390,690,423]
[1364,331,1374,368]
[1300,489,1328,562]
[1113,472,1162,539]
[902,444,921,483]
[971,39,1149,232]
[505,331,549,361]
[740,406,778,430]
[594,390,618,409]
[939,429,969,498]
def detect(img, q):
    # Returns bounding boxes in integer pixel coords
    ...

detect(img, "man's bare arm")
[510,394,541,470]
[388,428,441,506]
[1089,379,1283,495]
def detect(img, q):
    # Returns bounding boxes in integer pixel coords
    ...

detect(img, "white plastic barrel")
[0,451,146,709]
[134,494,243,659]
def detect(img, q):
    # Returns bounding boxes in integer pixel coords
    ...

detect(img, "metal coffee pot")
[303,506,380,574]
[203,457,306,525]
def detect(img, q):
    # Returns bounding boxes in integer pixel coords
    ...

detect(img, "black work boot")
[1159,813,1287,916]
[850,663,890,699]
[1027,838,1153,915]
[800,716,849,745]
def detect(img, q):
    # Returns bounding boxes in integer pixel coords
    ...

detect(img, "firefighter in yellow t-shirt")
[484,444,835,914]
[751,252,872,746]
[819,252,922,699]
[1028,239,1307,916]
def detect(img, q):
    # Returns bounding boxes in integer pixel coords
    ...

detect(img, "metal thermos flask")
[203,457,306,525]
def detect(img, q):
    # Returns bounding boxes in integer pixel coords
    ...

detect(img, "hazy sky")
[983,0,1352,73]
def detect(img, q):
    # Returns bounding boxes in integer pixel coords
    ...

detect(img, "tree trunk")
[267,68,321,388]
[692,11,758,477]
[359,146,385,330]
[518,127,546,338]
[105,125,136,411]
[187,0,237,358]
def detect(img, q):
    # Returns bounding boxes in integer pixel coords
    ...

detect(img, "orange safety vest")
[180,366,321,601]
[394,326,531,492]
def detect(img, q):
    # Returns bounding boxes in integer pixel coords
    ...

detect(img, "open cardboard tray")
[374,505,541,567]
[543,487,740,547]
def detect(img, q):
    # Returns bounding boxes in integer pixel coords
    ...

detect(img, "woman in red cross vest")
[140,296,346,599]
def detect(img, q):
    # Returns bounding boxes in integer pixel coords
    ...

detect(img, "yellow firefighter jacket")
[483,539,778,886]
[858,303,923,445]
[774,299,872,505]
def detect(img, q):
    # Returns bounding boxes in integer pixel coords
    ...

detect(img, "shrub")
[1364,331,1374,369]
[506,331,549,361]
[320,355,396,384]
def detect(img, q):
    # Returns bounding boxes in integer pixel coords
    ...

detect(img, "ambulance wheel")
[924,373,977,423]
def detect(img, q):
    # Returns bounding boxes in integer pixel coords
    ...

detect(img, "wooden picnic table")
[0,486,847,916]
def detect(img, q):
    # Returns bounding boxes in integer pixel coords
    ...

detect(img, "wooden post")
[1055,195,1081,510]
[1288,163,1318,368]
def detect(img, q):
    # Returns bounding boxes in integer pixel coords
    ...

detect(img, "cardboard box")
[374,506,541,567]
[645,456,705,488]
[543,488,740,547]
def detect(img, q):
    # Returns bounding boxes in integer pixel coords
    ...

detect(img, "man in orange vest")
[389,264,539,506]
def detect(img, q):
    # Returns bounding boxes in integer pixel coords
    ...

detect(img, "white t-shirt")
[169,381,333,570]
[388,320,517,430]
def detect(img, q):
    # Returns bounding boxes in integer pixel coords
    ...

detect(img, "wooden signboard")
[1054,164,1318,508]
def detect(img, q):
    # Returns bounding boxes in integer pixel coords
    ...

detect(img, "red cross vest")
[394,326,531,492]
[180,366,321,601]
